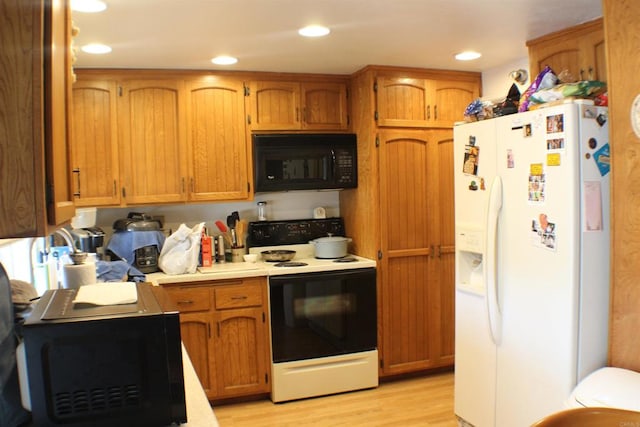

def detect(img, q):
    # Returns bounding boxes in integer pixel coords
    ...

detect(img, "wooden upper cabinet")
[185,77,249,201]
[527,18,605,82]
[70,79,120,206]
[248,80,349,130]
[431,80,479,127]
[376,77,429,127]
[248,81,301,130]
[118,79,188,204]
[1,0,75,237]
[301,82,349,130]
[376,76,479,128]
[46,0,75,226]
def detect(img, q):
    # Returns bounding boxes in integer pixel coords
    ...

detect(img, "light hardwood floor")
[213,371,456,426]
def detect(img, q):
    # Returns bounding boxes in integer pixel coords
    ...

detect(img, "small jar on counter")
[257,201,267,221]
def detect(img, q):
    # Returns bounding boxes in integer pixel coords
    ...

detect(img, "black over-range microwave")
[253,133,358,192]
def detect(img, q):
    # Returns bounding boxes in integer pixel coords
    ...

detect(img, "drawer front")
[165,287,211,312]
[214,284,263,309]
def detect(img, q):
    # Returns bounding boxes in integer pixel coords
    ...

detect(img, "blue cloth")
[96,260,146,283]
[106,231,165,265]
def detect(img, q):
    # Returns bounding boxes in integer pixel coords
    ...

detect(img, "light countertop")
[181,344,219,426]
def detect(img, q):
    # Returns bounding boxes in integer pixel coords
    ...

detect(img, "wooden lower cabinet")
[162,277,270,400]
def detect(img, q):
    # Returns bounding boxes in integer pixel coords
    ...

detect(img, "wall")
[481,57,530,101]
[603,0,640,371]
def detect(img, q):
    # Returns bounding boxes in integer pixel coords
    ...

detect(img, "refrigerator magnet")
[528,164,546,203]
[593,143,610,176]
[547,138,565,151]
[507,149,515,168]
[463,144,479,175]
[530,213,557,251]
[584,181,603,232]
[547,153,561,166]
[546,114,564,133]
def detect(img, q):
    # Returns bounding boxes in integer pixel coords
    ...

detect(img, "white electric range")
[246,218,379,403]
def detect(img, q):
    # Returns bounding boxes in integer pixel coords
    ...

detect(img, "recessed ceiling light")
[81,43,112,54]
[298,25,331,38]
[211,55,238,65]
[455,51,482,61]
[71,0,107,13]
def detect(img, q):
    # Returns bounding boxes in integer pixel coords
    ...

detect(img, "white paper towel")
[73,282,138,305]
[62,263,97,289]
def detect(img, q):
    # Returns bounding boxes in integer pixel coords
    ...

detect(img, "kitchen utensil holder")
[231,247,246,263]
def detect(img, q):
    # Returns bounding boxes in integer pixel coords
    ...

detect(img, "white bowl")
[243,254,258,263]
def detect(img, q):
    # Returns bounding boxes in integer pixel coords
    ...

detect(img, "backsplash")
[96,190,341,240]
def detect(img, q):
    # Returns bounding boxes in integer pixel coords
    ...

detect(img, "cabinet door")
[301,82,348,130]
[70,80,120,206]
[430,131,455,366]
[179,312,216,398]
[430,80,479,128]
[377,129,455,375]
[214,307,269,397]
[118,80,187,204]
[1,0,46,237]
[248,81,301,130]
[45,0,75,225]
[376,77,430,127]
[527,18,605,82]
[378,129,437,375]
[186,78,249,201]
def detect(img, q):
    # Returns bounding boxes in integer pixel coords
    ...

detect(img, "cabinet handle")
[217,321,221,337]
[434,105,438,120]
[72,168,81,197]
[177,300,194,305]
[181,177,185,193]
[190,177,194,193]
[296,107,300,122]
[588,67,594,80]
[231,295,248,300]
[429,245,434,258]
[435,245,442,258]
[113,180,117,196]
[580,69,585,80]
[208,322,211,339]
[427,105,431,120]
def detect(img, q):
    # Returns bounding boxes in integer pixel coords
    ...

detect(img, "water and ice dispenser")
[456,228,485,295]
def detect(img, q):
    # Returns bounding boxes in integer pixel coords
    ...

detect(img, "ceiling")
[71,0,603,75]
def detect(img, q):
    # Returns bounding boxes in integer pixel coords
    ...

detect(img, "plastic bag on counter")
[158,222,205,275]
[518,65,558,112]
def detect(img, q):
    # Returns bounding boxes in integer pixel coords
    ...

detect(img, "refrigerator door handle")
[486,175,503,345]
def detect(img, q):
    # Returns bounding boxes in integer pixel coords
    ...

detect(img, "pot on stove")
[310,235,352,259]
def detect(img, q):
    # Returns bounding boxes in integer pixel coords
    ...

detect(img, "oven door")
[269,268,376,363]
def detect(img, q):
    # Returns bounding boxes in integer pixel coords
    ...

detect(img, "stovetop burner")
[333,256,358,263]
[274,261,309,267]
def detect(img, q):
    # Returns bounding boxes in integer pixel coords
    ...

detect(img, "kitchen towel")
[73,282,138,306]
[62,262,97,289]
[106,230,165,265]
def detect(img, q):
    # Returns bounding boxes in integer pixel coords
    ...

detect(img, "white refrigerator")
[453,101,611,427]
